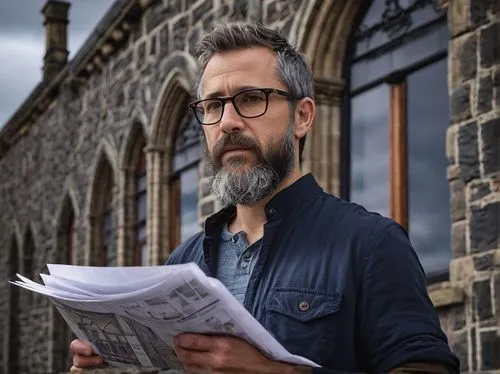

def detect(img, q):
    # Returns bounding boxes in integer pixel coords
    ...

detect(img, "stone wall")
[446,0,500,372]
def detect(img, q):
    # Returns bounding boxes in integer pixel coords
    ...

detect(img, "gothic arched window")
[90,156,116,266]
[343,0,450,280]
[170,110,203,249]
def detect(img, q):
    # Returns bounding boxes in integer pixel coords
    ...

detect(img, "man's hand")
[174,333,312,374]
[69,339,105,372]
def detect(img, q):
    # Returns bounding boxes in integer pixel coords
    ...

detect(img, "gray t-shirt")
[215,223,262,304]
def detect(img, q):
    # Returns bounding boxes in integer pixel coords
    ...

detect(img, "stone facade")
[0,0,498,373]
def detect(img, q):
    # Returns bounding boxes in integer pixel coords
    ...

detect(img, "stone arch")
[297,0,363,79]
[150,51,198,150]
[21,223,37,278]
[50,191,78,372]
[84,139,120,266]
[286,0,364,195]
[119,119,149,265]
[54,190,79,264]
[148,51,199,264]
[119,118,149,170]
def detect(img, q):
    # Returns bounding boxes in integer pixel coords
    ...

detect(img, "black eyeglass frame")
[188,88,300,126]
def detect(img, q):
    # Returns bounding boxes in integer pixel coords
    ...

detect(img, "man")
[70,22,460,373]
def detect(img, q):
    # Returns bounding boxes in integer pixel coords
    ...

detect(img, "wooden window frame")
[389,81,408,230]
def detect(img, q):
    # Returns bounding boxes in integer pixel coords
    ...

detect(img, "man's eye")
[241,93,265,103]
[205,101,221,111]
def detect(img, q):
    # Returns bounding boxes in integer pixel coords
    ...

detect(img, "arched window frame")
[169,109,203,250]
[342,0,450,281]
[89,154,117,267]
[53,194,77,371]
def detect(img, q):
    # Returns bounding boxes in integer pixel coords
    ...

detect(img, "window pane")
[136,192,147,221]
[180,166,200,241]
[103,212,116,266]
[350,84,390,217]
[136,173,147,191]
[407,58,450,276]
[137,222,147,242]
[141,243,149,266]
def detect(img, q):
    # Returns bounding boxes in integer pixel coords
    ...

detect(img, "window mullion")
[389,81,408,230]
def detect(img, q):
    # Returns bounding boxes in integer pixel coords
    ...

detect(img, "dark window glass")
[350,84,390,217]
[103,202,116,266]
[407,58,450,276]
[180,166,200,242]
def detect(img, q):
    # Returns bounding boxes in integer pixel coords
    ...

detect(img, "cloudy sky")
[0,0,115,128]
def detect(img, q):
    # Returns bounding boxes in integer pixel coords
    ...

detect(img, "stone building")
[0,0,498,372]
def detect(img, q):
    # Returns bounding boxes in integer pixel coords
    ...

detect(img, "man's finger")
[69,339,94,356]
[175,333,214,351]
[73,353,104,368]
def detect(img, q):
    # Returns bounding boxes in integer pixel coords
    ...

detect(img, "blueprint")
[11,262,319,370]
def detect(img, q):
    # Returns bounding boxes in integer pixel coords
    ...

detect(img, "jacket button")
[268,208,277,215]
[298,301,310,312]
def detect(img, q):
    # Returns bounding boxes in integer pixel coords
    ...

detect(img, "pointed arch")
[21,224,37,278]
[148,52,201,264]
[150,52,198,149]
[51,192,77,371]
[55,192,78,265]
[120,120,149,265]
[86,142,119,266]
[281,0,363,195]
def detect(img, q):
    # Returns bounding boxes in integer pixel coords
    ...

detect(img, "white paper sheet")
[11,262,320,370]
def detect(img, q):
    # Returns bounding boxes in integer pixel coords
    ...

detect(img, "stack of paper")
[11,262,319,370]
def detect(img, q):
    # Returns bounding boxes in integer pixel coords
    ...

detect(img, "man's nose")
[219,102,245,133]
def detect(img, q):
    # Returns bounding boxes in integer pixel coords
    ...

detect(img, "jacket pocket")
[264,287,342,364]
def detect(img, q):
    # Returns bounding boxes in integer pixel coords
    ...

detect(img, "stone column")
[303,77,344,196]
[145,146,171,265]
[447,0,500,371]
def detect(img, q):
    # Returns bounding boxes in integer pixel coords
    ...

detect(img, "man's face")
[198,47,296,206]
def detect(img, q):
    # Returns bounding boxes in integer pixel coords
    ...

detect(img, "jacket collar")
[204,173,324,236]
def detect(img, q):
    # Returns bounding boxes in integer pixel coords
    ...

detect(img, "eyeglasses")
[189,88,298,126]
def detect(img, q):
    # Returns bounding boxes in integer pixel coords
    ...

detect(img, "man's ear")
[294,98,315,141]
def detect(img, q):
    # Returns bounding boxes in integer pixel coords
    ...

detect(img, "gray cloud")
[0,0,114,127]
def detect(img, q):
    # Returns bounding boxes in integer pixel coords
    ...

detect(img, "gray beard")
[209,124,295,206]
[211,164,280,206]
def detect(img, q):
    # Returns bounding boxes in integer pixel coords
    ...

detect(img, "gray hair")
[193,22,315,158]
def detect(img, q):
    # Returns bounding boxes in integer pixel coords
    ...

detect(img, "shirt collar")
[204,173,324,235]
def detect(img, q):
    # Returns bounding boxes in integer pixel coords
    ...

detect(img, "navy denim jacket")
[166,174,460,373]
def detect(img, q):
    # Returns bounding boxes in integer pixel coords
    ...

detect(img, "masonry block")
[480,118,500,176]
[480,21,500,68]
[450,179,466,221]
[470,202,500,253]
[480,330,500,370]
[451,83,472,122]
[450,33,477,88]
[457,122,480,182]
[477,75,493,114]
[473,279,493,320]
